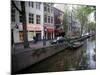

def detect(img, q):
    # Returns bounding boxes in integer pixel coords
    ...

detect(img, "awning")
[54,29,64,33]
[45,26,54,32]
[27,24,42,31]
[47,28,54,32]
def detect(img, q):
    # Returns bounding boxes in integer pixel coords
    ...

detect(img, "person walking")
[33,31,37,44]
[33,36,35,43]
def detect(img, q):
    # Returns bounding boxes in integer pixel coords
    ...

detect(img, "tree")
[76,6,96,37]
[62,10,69,38]
[88,22,96,32]
[12,1,29,48]
[76,6,87,36]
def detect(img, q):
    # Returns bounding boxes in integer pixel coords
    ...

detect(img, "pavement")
[12,40,51,54]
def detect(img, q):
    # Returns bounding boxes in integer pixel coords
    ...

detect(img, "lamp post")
[43,26,47,46]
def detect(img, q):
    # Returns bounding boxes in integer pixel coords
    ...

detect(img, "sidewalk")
[12,40,51,54]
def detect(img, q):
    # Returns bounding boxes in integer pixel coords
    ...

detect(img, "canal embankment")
[12,42,68,73]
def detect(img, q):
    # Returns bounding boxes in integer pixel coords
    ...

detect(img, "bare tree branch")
[12,1,22,14]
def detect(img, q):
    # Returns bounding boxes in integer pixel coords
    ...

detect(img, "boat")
[67,42,84,49]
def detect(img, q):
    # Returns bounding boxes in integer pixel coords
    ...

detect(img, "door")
[36,33,41,41]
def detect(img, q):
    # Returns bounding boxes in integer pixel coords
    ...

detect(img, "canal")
[17,36,96,74]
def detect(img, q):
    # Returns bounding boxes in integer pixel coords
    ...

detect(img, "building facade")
[11,1,55,43]
[54,4,81,37]
[54,7,64,37]
[43,3,55,40]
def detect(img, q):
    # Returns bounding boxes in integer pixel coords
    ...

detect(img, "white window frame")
[36,2,41,10]
[36,15,41,24]
[29,13,34,24]
[28,2,34,8]
[48,16,50,23]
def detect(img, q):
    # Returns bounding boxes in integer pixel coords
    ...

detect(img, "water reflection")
[79,37,96,70]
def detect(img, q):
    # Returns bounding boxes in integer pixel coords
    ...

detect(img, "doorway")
[36,32,41,41]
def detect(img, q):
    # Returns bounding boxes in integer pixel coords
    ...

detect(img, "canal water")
[18,36,96,74]
[78,36,96,70]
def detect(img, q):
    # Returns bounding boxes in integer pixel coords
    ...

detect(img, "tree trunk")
[21,2,29,48]
[80,13,84,37]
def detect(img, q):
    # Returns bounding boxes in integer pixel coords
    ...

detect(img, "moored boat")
[67,42,84,50]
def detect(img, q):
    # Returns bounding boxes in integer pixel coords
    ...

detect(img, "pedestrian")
[33,36,35,43]
[35,36,37,43]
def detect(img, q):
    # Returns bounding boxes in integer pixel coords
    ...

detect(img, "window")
[51,7,53,13]
[44,15,47,23]
[44,4,47,11]
[48,7,50,13]
[29,31,34,39]
[48,16,50,23]
[19,14,22,23]
[29,2,34,8]
[36,15,41,24]
[51,17,53,23]
[29,2,31,7]
[31,2,34,8]
[19,32,24,42]
[36,2,41,10]
[29,13,34,24]
[44,6,47,11]
[11,7,15,22]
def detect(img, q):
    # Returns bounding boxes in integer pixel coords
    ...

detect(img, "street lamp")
[43,26,47,46]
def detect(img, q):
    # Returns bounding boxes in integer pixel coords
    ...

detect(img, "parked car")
[50,37,66,44]
[82,33,89,36]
